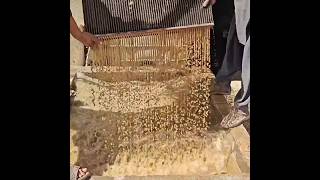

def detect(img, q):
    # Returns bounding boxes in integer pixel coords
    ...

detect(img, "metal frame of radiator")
[82,0,214,34]
[81,0,215,69]
[85,24,213,73]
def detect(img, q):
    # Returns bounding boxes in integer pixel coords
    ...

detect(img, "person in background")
[203,0,250,128]
[70,10,100,48]
[70,9,96,180]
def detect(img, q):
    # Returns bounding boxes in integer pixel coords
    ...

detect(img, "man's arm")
[70,12,101,48]
[70,15,83,41]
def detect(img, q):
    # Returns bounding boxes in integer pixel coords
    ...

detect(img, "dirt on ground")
[70,69,245,176]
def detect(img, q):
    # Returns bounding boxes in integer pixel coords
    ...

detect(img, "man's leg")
[214,16,243,95]
[221,36,250,128]
[210,0,234,75]
[235,36,250,109]
[211,29,226,75]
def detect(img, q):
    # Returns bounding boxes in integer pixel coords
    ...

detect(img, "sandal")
[70,165,91,180]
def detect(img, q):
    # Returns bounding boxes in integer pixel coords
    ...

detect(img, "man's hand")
[77,32,101,48]
[202,0,216,8]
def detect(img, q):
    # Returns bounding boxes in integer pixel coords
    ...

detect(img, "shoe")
[220,107,249,128]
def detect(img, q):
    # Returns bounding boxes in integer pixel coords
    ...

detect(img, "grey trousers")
[215,16,243,82]
[235,36,250,110]
[215,16,250,110]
